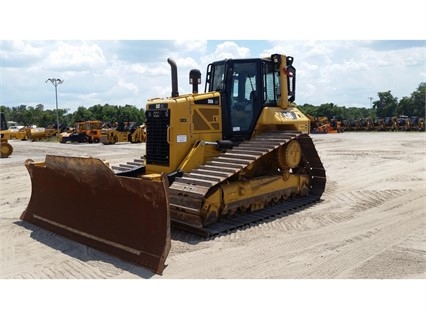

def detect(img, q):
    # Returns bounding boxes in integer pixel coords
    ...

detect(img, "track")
[168,131,326,236]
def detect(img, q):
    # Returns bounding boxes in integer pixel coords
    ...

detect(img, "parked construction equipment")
[21,53,326,274]
[24,123,67,141]
[101,122,146,144]
[0,112,13,158]
[327,116,344,133]
[60,120,103,143]
[307,115,343,133]
[307,115,329,133]
[341,115,425,132]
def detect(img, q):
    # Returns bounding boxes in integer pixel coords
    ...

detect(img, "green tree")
[316,103,344,119]
[117,104,145,124]
[373,91,398,118]
[84,104,145,124]
[397,96,412,116]
[11,105,32,125]
[396,83,425,117]
[298,103,317,117]
[409,82,425,117]
[73,106,94,122]
[89,104,117,122]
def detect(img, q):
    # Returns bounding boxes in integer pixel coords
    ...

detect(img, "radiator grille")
[146,109,170,165]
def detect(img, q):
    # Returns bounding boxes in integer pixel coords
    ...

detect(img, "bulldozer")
[21,53,326,275]
[1,112,13,158]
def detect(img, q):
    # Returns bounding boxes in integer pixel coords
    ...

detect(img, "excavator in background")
[21,53,326,274]
[0,112,13,158]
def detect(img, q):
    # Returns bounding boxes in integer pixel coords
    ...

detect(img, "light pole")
[369,97,373,108]
[46,78,64,135]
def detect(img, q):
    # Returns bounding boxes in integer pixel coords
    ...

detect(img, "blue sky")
[1,1,425,114]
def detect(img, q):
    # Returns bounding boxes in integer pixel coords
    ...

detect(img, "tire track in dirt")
[349,227,426,279]
[0,219,125,278]
[162,189,425,278]
[167,187,413,266]
[302,199,425,279]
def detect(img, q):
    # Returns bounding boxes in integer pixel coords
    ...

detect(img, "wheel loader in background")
[60,120,103,143]
[21,53,326,275]
[1,112,13,158]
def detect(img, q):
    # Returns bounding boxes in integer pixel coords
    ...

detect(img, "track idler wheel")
[277,139,302,170]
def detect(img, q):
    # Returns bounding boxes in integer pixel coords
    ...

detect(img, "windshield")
[263,62,279,106]
[210,63,226,91]
[229,61,257,132]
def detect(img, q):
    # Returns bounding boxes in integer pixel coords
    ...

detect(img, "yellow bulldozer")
[20,53,326,274]
[1,112,13,158]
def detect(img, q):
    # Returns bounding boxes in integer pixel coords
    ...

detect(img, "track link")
[169,131,326,236]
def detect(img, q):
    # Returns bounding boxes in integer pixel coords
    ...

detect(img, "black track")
[169,132,326,237]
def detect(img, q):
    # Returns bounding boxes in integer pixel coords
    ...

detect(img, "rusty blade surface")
[21,155,171,275]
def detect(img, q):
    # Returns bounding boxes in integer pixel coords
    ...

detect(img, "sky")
[1,1,425,115]
[1,39,425,114]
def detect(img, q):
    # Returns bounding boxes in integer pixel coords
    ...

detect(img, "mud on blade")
[21,155,171,275]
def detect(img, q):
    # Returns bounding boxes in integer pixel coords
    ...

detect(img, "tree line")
[1,82,424,127]
[0,104,146,128]
[298,82,425,120]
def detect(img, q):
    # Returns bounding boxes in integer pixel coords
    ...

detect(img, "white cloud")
[46,42,106,69]
[0,40,424,111]
[329,59,369,72]
[117,79,139,94]
[3,40,43,60]
[173,40,207,53]
[202,41,251,63]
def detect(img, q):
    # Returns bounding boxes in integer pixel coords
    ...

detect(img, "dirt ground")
[1,133,425,317]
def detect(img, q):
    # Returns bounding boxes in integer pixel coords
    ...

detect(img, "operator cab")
[205,55,293,141]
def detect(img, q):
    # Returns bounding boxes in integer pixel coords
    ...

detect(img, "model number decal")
[177,135,187,143]
[281,111,297,119]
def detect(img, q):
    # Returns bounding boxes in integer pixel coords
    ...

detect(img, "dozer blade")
[20,155,171,275]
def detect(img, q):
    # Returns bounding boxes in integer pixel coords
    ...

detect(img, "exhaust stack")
[167,58,179,97]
